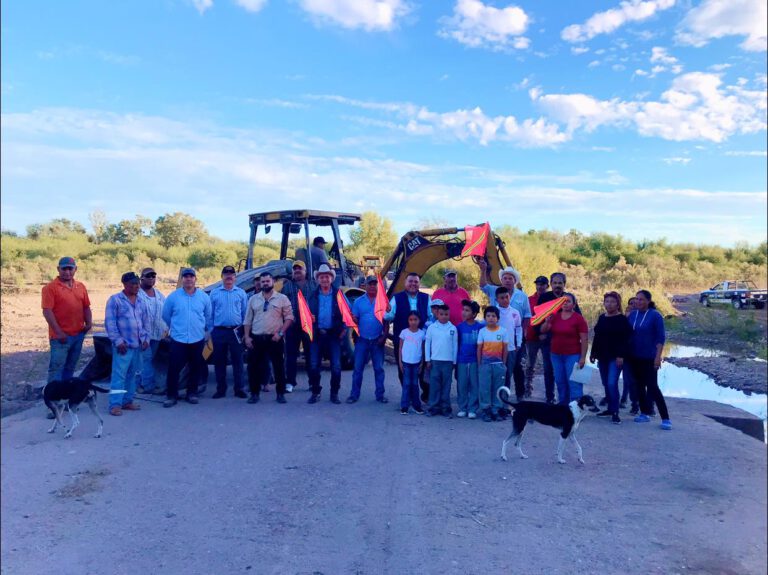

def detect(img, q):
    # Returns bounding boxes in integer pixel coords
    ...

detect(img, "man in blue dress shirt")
[209,265,249,399]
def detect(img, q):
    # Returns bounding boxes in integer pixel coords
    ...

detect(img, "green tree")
[153,212,208,249]
[26,218,87,239]
[105,215,153,243]
[348,212,398,258]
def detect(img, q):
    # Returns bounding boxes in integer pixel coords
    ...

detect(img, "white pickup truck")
[699,280,767,310]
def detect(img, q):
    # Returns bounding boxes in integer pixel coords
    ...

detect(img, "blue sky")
[2,0,766,245]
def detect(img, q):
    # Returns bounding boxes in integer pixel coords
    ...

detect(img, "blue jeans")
[212,327,245,393]
[137,339,161,392]
[456,362,479,413]
[526,339,555,401]
[551,353,580,405]
[598,359,621,414]
[350,337,386,400]
[428,360,453,414]
[478,362,506,411]
[110,345,142,408]
[309,331,342,396]
[47,331,86,382]
[401,362,422,410]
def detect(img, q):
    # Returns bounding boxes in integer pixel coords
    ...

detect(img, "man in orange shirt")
[41,257,93,384]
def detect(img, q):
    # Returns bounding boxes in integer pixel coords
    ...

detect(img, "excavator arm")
[380,226,512,297]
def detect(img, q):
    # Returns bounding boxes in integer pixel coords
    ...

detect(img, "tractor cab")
[244,210,362,289]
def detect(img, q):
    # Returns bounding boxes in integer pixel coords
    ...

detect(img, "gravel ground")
[2,365,766,575]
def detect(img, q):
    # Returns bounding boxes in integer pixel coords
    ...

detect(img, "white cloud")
[2,108,766,244]
[533,72,767,142]
[235,0,268,12]
[636,46,683,77]
[314,94,568,147]
[571,46,590,55]
[662,156,691,164]
[725,150,767,157]
[438,0,530,51]
[676,0,767,52]
[191,0,213,14]
[299,0,411,31]
[561,0,675,43]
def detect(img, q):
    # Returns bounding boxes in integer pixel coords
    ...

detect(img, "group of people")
[41,254,671,430]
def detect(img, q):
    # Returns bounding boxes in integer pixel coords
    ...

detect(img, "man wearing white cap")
[432,269,470,327]
[476,260,531,402]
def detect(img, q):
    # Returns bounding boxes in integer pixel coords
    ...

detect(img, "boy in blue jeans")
[398,311,426,414]
[456,299,483,419]
[425,304,458,417]
[477,306,509,422]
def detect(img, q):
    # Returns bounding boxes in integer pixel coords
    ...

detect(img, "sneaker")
[285,384,294,393]
[649,411,657,418]
[330,394,341,405]
[496,410,507,421]
[122,402,141,411]
[619,401,627,409]
[234,390,248,399]
[185,395,199,405]
[163,398,177,408]
[443,411,453,419]
[307,394,319,404]
[597,410,612,417]
[212,391,226,399]
[467,412,477,420]
[612,414,621,425]
[400,408,409,415]
[109,406,122,416]
[634,414,651,423]
[660,419,672,430]
[629,406,639,415]
[346,397,358,404]
[276,394,287,404]
[413,408,425,415]
[247,394,260,404]
[482,410,494,422]
[376,397,389,404]
[599,397,607,406]
[457,411,467,418]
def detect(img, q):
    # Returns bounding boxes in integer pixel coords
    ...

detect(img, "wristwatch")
[278,330,284,337]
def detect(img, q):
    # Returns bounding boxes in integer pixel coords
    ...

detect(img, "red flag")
[297,290,314,341]
[374,274,389,324]
[336,290,359,336]
[461,222,490,258]
[530,297,567,326]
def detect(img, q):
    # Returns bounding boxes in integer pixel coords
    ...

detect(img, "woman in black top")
[590,292,632,424]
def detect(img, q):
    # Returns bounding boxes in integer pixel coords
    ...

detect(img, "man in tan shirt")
[244,272,293,404]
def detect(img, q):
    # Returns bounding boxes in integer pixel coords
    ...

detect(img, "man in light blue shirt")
[161,268,212,407]
[348,276,390,403]
[209,265,249,399]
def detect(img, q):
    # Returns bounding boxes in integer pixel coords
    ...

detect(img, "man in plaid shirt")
[105,272,150,416]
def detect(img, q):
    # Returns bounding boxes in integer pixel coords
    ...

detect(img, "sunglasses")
[142,273,157,278]
[262,300,270,312]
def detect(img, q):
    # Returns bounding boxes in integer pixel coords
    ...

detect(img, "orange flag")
[530,297,567,326]
[461,222,490,258]
[297,290,313,341]
[336,290,359,336]
[374,274,389,324]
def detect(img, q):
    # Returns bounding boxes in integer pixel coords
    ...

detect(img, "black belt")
[252,333,275,339]
[215,325,240,329]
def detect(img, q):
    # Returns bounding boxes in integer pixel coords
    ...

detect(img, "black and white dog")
[43,377,110,439]
[497,387,596,464]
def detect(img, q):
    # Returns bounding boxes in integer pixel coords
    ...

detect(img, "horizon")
[2,1,767,246]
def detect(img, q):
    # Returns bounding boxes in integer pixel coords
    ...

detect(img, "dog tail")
[90,384,111,394]
[497,386,517,407]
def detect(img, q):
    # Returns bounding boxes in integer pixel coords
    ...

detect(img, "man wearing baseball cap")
[432,269,470,327]
[209,265,249,399]
[137,267,167,395]
[281,259,312,391]
[104,272,150,416]
[161,267,212,407]
[310,236,330,272]
[526,275,556,403]
[41,257,93,390]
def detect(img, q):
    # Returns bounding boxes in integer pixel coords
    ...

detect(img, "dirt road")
[2,367,766,575]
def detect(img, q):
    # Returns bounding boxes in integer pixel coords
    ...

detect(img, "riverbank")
[665,356,767,395]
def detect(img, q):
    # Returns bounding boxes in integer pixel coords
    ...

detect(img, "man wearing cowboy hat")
[306,263,346,404]
[281,259,313,392]
[477,260,532,402]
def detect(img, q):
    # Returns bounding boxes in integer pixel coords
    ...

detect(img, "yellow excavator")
[82,210,512,381]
